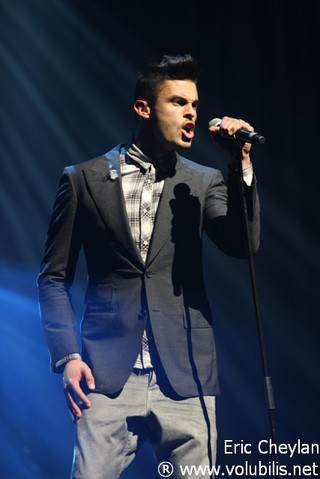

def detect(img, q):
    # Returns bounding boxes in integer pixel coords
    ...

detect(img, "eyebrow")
[169,95,199,106]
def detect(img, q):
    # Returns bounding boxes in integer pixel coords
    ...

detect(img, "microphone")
[209,118,265,145]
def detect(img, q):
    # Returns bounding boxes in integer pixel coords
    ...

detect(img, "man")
[38,54,260,479]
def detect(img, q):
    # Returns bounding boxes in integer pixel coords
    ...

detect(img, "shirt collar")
[126,143,153,172]
[125,142,176,175]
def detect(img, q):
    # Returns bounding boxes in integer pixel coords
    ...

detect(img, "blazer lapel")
[83,146,143,265]
[146,155,193,266]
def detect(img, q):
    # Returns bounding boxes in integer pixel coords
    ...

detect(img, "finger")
[208,128,221,142]
[242,142,252,154]
[82,366,96,391]
[221,117,253,136]
[239,121,253,132]
[64,380,91,408]
[64,388,83,419]
[215,117,236,139]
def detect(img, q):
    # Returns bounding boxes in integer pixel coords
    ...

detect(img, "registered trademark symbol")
[158,461,174,477]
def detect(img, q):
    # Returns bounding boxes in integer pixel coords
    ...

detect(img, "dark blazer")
[38,144,260,398]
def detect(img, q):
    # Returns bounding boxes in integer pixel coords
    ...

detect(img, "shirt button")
[145,269,152,278]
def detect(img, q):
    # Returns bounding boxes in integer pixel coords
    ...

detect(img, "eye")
[170,96,186,106]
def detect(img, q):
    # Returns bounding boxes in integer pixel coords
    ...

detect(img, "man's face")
[150,79,199,154]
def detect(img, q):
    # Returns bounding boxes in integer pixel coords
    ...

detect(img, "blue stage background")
[1,1,319,477]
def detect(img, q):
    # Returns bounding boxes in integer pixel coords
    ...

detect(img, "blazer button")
[138,309,147,320]
[145,269,152,278]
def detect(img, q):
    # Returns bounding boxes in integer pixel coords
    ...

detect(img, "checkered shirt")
[120,143,173,369]
[120,144,164,262]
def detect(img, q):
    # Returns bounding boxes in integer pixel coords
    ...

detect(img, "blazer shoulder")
[178,154,221,182]
[65,144,123,177]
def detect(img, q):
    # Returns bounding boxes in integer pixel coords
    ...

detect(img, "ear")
[133,99,151,119]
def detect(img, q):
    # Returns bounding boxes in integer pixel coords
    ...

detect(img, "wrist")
[55,353,82,372]
[241,156,252,170]
[242,162,252,172]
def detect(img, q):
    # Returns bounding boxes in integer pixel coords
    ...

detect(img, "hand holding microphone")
[208,116,265,169]
[209,117,265,145]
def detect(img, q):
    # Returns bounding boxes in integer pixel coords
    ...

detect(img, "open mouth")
[182,122,195,140]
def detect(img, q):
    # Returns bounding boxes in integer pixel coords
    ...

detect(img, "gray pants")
[71,369,217,479]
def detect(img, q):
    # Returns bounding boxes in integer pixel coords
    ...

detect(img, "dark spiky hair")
[134,54,198,105]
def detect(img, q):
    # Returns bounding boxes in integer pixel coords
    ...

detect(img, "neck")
[133,128,173,161]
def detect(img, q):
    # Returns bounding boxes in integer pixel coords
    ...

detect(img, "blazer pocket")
[85,284,117,313]
[182,307,212,329]
[85,300,117,313]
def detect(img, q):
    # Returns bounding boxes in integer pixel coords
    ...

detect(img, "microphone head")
[208,118,221,127]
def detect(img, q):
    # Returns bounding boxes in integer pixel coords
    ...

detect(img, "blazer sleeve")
[38,167,83,372]
[203,167,260,257]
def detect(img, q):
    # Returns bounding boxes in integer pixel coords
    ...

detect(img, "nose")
[184,102,197,120]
